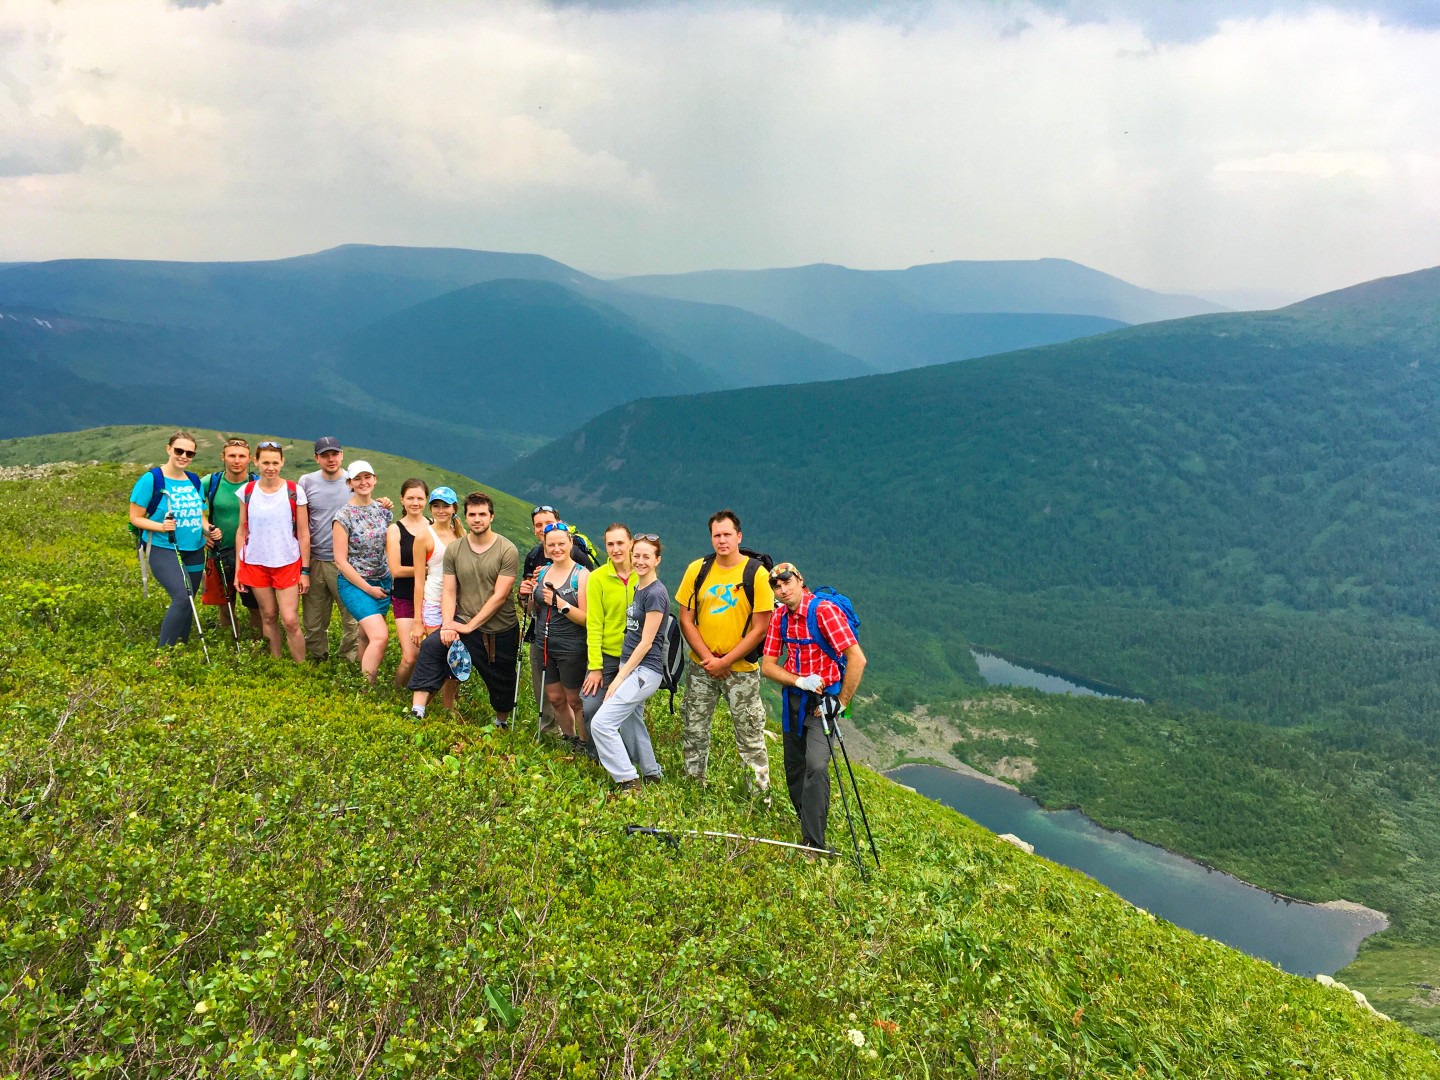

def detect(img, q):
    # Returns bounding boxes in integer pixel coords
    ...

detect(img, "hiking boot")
[609,779,642,799]
[642,773,664,785]
[576,739,600,761]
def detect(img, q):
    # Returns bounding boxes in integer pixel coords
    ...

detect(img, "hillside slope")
[2,463,1436,1076]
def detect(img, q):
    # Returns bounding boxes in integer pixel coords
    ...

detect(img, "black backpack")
[687,547,774,663]
[659,611,688,713]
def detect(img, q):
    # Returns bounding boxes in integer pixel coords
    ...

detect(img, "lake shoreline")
[887,758,1392,932]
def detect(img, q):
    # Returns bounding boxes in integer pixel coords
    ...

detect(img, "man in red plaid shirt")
[760,562,867,851]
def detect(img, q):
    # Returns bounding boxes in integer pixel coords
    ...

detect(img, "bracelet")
[300,567,310,575]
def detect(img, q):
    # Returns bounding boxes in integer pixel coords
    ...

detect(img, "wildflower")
[874,1019,899,1035]
[846,1029,866,1047]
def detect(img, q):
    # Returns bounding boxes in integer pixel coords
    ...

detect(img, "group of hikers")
[128,430,867,852]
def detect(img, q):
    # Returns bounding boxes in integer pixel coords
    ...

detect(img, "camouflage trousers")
[680,661,771,792]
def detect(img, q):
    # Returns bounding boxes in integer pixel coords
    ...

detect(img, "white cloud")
[0,0,1437,298]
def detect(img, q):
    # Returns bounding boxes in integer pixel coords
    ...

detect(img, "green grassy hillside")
[3,463,1438,1076]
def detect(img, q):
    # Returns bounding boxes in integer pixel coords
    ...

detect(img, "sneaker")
[406,707,424,722]
[577,739,600,761]
[642,773,664,785]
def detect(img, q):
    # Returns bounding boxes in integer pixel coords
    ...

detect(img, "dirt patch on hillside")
[992,756,1038,783]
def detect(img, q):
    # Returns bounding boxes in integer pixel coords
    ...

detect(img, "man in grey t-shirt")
[297,436,360,662]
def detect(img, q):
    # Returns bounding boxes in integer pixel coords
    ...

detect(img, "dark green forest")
[500,266,1440,735]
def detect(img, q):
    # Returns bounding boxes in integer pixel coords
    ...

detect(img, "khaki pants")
[302,559,359,662]
[680,662,770,792]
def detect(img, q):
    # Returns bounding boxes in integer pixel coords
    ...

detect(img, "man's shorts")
[410,624,519,713]
[236,557,303,592]
[215,548,259,608]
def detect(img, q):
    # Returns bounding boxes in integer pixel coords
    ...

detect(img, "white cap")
[346,459,376,479]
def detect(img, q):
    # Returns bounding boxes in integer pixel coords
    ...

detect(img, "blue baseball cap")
[429,486,458,506]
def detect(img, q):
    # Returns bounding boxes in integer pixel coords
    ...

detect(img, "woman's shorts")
[337,574,393,620]
[422,600,443,631]
[543,650,587,691]
[391,596,416,620]
[236,557,302,591]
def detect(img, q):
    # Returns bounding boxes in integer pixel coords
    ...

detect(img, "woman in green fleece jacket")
[582,524,638,727]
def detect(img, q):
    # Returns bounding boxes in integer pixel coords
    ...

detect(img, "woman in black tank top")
[387,479,429,689]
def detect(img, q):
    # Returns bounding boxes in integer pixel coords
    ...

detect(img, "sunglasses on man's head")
[532,504,558,517]
[543,522,571,534]
[224,438,250,448]
[770,570,799,586]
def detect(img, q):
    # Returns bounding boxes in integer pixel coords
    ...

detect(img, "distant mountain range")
[499,264,1440,729]
[616,258,1220,369]
[1,244,1216,473]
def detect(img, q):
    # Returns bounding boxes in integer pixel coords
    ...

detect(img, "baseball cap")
[314,436,342,453]
[770,562,802,585]
[428,486,459,506]
[346,459,376,479]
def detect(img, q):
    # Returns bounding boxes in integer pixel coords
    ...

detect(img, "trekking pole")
[624,824,838,858]
[821,710,867,881]
[136,536,151,598]
[513,610,535,741]
[823,696,880,869]
[212,548,241,651]
[166,513,211,664]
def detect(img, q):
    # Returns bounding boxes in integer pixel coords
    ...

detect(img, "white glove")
[794,674,825,693]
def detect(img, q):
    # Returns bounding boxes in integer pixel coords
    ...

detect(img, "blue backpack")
[779,586,861,675]
[129,466,200,546]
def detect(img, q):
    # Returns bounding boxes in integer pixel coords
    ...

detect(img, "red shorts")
[236,558,302,591]
[391,596,416,620]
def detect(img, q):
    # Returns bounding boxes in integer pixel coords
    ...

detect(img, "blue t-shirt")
[622,580,671,674]
[129,471,205,551]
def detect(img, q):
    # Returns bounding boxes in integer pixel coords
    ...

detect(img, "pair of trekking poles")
[140,512,246,664]
[628,693,881,880]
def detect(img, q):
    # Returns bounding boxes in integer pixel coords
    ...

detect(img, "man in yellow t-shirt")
[675,509,775,793]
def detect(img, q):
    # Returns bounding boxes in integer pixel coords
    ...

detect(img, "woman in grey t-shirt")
[333,461,394,684]
[588,534,667,791]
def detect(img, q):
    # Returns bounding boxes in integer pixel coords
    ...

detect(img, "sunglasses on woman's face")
[172,447,197,458]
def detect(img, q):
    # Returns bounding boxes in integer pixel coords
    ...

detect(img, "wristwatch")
[560,603,572,615]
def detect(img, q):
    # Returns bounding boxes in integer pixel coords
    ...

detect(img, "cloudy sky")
[3,0,1438,299]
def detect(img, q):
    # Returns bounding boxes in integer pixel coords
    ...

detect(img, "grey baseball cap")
[314,436,342,453]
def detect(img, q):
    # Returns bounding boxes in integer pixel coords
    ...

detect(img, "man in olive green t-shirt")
[408,492,519,726]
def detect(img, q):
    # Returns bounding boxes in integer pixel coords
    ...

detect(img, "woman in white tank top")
[409,486,463,710]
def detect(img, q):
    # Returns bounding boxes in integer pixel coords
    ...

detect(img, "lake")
[890,763,1386,977]
[970,647,1142,701]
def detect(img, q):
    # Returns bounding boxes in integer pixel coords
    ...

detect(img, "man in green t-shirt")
[201,437,262,638]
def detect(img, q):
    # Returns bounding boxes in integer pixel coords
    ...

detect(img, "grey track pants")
[589,666,663,784]
[149,545,203,647]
